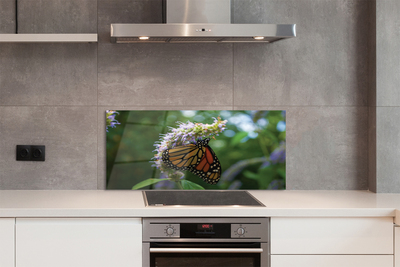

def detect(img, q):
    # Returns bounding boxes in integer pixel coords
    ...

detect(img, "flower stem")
[177,181,184,189]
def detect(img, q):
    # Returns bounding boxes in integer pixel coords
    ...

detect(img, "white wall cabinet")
[16,218,142,267]
[0,218,15,267]
[270,217,394,267]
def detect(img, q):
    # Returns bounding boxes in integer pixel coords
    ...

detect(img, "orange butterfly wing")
[162,139,221,185]
[189,146,221,185]
[162,143,205,170]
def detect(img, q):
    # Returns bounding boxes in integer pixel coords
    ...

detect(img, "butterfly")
[162,138,221,185]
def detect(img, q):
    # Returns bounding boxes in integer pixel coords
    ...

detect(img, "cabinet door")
[396,226,400,267]
[271,217,393,254]
[271,255,393,267]
[0,218,15,267]
[16,218,141,267]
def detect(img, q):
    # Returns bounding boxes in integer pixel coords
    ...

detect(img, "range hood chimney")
[110,0,296,43]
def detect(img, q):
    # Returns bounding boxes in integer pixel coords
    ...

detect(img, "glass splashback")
[106,110,286,190]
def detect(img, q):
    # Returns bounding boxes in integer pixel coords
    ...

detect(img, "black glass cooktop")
[143,191,264,206]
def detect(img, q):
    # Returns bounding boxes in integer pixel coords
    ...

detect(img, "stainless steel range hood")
[110,0,296,44]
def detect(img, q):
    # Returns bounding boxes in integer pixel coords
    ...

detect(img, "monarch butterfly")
[162,138,221,185]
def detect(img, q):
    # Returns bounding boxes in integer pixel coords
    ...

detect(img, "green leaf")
[243,170,260,180]
[277,168,286,178]
[258,167,276,189]
[263,130,280,145]
[180,180,205,190]
[231,131,248,146]
[131,178,170,190]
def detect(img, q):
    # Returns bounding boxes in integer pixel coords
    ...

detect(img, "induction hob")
[143,190,264,206]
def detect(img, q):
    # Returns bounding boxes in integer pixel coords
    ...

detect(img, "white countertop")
[1,190,399,224]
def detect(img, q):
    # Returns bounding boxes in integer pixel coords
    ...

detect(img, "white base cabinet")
[0,218,15,267]
[271,255,393,267]
[271,217,393,254]
[270,217,394,267]
[16,218,142,267]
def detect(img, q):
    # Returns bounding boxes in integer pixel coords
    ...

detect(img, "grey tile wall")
[286,107,369,190]
[368,0,377,193]
[368,105,377,192]
[0,43,97,106]
[0,106,97,189]
[233,0,373,107]
[0,0,383,191]
[0,0,98,190]
[98,43,234,107]
[98,0,163,43]
[17,0,97,33]
[376,0,400,106]
[376,107,400,193]
[0,0,16,33]
[374,0,400,192]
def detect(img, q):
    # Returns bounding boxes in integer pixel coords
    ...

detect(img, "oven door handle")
[149,248,263,253]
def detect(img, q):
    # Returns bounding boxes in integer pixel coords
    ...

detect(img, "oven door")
[143,242,269,267]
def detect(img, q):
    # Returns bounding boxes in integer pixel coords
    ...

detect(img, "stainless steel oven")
[142,217,269,267]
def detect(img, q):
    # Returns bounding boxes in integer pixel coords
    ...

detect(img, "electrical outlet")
[16,145,45,161]
[16,145,31,161]
[31,145,45,161]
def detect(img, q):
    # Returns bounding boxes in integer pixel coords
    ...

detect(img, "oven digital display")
[180,223,230,238]
[198,224,214,231]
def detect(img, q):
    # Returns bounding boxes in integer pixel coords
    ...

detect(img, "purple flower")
[154,179,176,189]
[270,142,286,164]
[261,161,271,168]
[106,110,120,132]
[268,179,285,189]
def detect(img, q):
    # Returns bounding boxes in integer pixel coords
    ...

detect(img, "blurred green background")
[106,110,286,190]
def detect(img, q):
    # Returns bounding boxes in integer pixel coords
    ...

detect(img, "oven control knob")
[166,227,175,236]
[237,227,245,236]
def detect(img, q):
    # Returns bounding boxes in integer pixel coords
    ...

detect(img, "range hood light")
[253,36,265,40]
[139,36,150,40]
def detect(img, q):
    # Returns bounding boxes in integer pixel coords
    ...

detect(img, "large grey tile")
[232,0,294,24]
[0,43,97,106]
[98,0,163,43]
[233,0,373,106]
[0,106,97,190]
[17,0,97,33]
[368,0,377,108]
[0,0,16,33]
[286,106,369,190]
[376,107,400,193]
[368,106,376,192]
[98,43,233,107]
[376,0,400,106]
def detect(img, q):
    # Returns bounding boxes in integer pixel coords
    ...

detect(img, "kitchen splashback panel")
[106,110,286,190]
